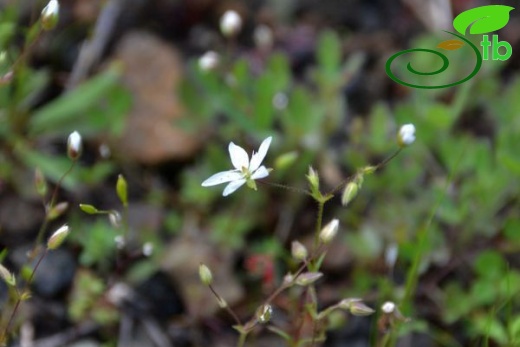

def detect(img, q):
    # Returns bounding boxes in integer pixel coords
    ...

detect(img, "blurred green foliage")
[180,28,520,344]
[0,6,130,191]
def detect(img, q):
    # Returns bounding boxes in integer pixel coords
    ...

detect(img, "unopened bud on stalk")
[319,219,339,244]
[217,297,228,308]
[198,51,219,72]
[46,201,68,220]
[34,168,48,197]
[114,235,125,249]
[256,304,273,323]
[116,174,128,207]
[341,181,359,206]
[254,24,273,50]
[47,224,70,250]
[199,263,213,286]
[291,241,308,261]
[295,272,323,286]
[142,242,153,257]
[67,131,82,160]
[108,211,122,228]
[381,301,396,314]
[79,204,99,214]
[337,298,362,310]
[220,10,242,37]
[283,273,294,286]
[0,263,16,286]
[306,166,320,194]
[397,124,416,147]
[41,0,59,30]
[349,301,375,316]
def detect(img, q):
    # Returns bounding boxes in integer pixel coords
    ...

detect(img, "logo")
[386,5,514,89]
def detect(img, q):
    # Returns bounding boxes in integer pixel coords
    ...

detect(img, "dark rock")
[32,249,77,299]
[135,271,185,320]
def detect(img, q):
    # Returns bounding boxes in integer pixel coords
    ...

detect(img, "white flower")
[202,136,272,196]
[397,124,416,147]
[198,51,219,72]
[220,10,242,37]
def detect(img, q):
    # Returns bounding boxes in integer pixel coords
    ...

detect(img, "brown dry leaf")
[437,39,465,50]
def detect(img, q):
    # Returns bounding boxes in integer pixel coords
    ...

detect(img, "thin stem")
[34,160,76,248]
[3,249,48,338]
[258,180,311,196]
[327,148,402,196]
[208,284,242,326]
[313,201,325,250]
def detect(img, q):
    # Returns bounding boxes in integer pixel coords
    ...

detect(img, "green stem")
[3,249,48,339]
[237,331,248,347]
[313,200,325,250]
[34,160,76,248]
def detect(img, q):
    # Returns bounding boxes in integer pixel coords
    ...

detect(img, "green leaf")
[453,5,514,35]
[253,74,275,129]
[474,250,506,279]
[28,66,124,136]
[317,30,341,75]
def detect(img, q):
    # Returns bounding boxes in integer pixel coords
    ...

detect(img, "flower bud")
[67,131,82,160]
[46,201,68,221]
[47,224,70,250]
[254,24,273,50]
[0,263,16,286]
[199,263,213,286]
[306,166,320,194]
[198,51,219,72]
[256,304,273,323]
[341,182,359,206]
[79,204,99,214]
[361,166,376,175]
[319,219,339,244]
[337,298,362,310]
[116,174,128,207]
[397,123,416,147]
[217,297,228,308]
[34,167,48,197]
[291,241,308,262]
[114,235,125,249]
[108,211,122,228]
[274,151,298,171]
[349,301,375,316]
[282,273,294,286]
[41,0,59,30]
[220,10,242,37]
[142,242,153,257]
[295,272,323,286]
[381,301,396,314]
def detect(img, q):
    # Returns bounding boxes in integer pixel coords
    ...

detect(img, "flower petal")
[251,165,269,180]
[223,178,246,196]
[249,136,272,172]
[202,170,243,187]
[229,142,249,170]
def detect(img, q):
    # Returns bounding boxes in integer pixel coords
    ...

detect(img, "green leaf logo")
[453,5,514,35]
